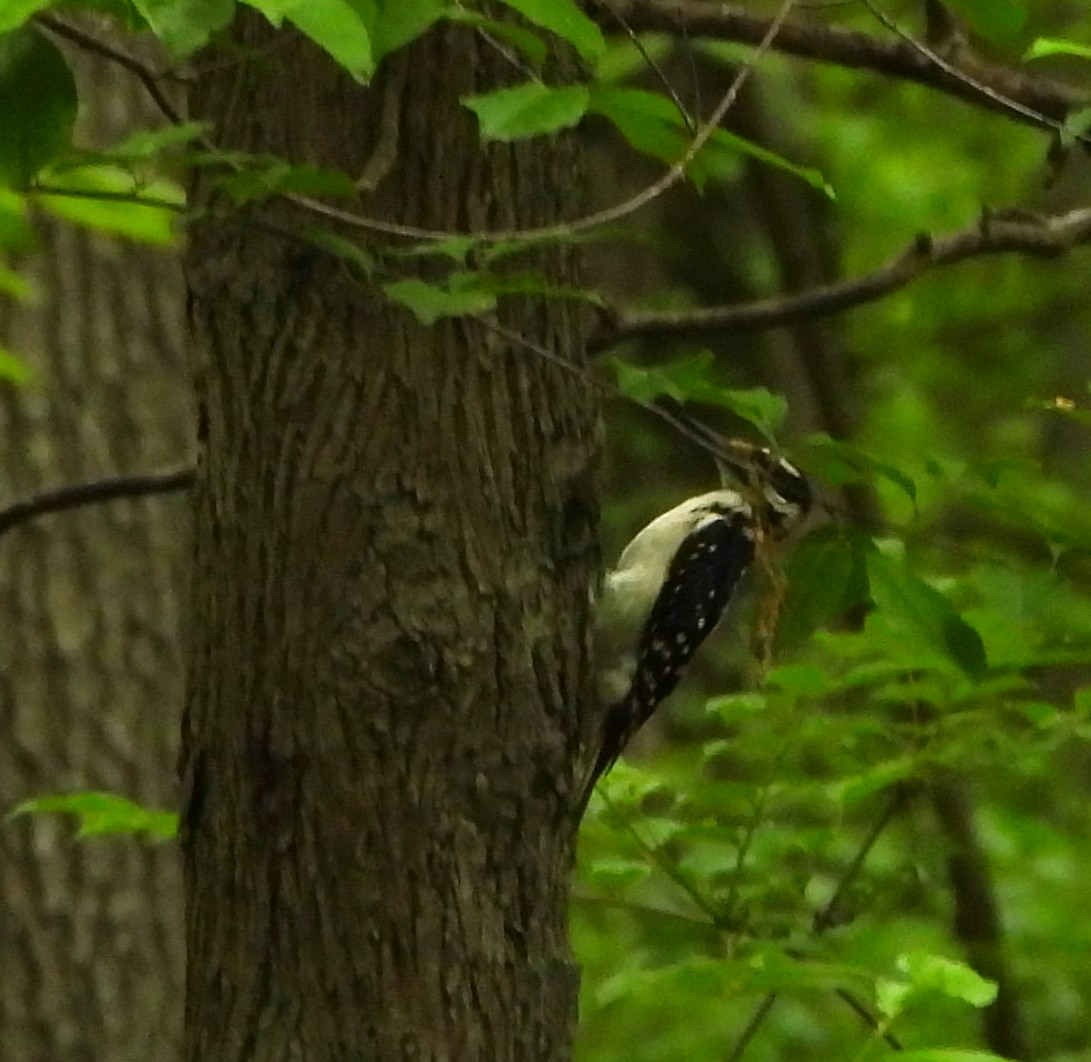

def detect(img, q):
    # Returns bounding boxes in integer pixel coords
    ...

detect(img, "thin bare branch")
[601,205,1091,348]
[611,0,1086,135]
[0,466,195,541]
[35,14,185,127]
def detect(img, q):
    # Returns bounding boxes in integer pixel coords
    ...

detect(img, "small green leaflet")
[215,161,358,204]
[828,756,919,808]
[241,0,451,81]
[1025,37,1091,62]
[445,10,547,65]
[585,855,652,892]
[383,277,496,324]
[384,270,600,324]
[877,953,998,1021]
[370,0,447,64]
[589,86,730,191]
[896,953,998,1007]
[0,343,32,383]
[132,0,234,59]
[589,86,832,196]
[299,227,376,275]
[11,791,179,840]
[0,29,77,189]
[244,0,374,81]
[36,165,183,244]
[493,0,605,62]
[0,0,57,32]
[463,82,589,142]
[611,351,787,437]
[0,185,34,254]
[83,121,214,162]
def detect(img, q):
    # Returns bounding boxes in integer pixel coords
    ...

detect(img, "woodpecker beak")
[712,440,812,534]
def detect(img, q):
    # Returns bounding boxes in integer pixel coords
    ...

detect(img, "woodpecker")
[584,446,811,804]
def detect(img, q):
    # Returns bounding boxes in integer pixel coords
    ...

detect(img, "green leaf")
[611,351,787,437]
[829,756,918,807]
[594,32,672,84]
[944,0,1026,44]
[765,662,831,698]
[86,121,213,162]
[383,277,495,324]
[215,160,358,203]
[737,951,875,996]
[298,227,376,275]
[36,165,183,243]
[714,126,834,200]
[244,0,374,81]
[1024,36,1091,62]
[876,975,912,1019]
[132,0,234,57]
[0,28,77,188]
[0,185,34,252]
[372,0,447,62]
[804,433,918,506]
[0,0,57,32]
[0,263,33,299]
[445,10,547,65]
[391,234,479,263]
[897,952,998,1007]
[452,269,604,307]
[494,0,604,61]
[586,856,652,892]
[589,86,735,191]
[0,342,33,383]
[11,791,179,840]
[588,86,832,196]
[463,82,588,142]
[866,545,988,679]
[714,386,787,436]
[777,527,869,649]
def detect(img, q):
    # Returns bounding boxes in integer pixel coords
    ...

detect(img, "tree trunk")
[181,19,598,1060]
[0,47,188,1062]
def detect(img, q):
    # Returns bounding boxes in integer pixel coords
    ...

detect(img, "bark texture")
[0,50,188,1062]
[182,18,598,1061]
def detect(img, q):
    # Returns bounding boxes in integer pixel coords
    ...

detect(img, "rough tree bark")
[181,17,599,1061]
[0,47,187,1062]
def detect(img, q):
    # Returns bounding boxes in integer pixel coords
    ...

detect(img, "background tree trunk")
[0,46,188,1062]
[181,19,599,1060]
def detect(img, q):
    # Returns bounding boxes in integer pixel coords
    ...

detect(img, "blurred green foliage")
[575,4,1091,1061]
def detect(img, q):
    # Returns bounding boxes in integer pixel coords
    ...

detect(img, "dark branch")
[599,206,1091,348]
[931,777,1031,1061]
[35,14,186,128]
[0,466,195,541]
[611,0,1085,133]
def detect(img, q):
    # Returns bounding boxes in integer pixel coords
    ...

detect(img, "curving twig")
[0,465,195,541]
[36,14,186,127]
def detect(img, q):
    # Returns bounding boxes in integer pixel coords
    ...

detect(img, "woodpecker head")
[715,440,811,537]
